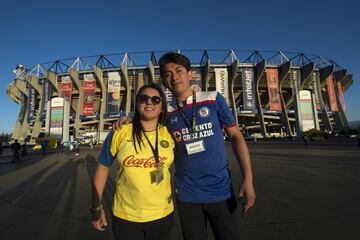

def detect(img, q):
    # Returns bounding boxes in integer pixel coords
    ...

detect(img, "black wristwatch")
[90,204,103,221]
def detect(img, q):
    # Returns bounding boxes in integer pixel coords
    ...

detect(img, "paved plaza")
[0,138,359,240]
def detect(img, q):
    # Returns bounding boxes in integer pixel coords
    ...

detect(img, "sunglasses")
[138,94,162,105]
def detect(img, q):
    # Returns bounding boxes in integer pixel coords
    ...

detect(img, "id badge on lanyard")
[150,168,164,185]
[177,92,206,155]
[185,140,205,155]
[144,126,164,185]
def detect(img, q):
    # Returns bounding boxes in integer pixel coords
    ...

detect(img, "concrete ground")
[0,137,359,240]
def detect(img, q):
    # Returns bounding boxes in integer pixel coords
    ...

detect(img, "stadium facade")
[6,50,353,143]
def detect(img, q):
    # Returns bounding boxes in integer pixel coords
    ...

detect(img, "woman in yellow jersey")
[91,84,175,240]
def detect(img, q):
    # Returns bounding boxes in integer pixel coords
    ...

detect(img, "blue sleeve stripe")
[97,131,115,167]
[216,92,236,126]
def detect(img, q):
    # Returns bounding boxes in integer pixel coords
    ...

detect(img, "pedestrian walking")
[11,139,21,162]
[41,140,48,155]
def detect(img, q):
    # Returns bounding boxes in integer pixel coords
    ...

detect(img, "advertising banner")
[266,68,282,111]
[214,68,229,104]
[298,90,315,131]
[83,73,96,116]
[18,93,26,123]
[27,86,36,124]
[290,69,300,94]
[241,68,257,113]
[337,81,346,112]
[49,97,64,139]
[311,71,321,110]
[106,71,121,117]
[327,75,338,112]
[60,76,72,102]
[190,68,202,92]
[40,79,52,121]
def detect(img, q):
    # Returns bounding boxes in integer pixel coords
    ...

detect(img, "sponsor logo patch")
[160,140,170,148]
[170,117,178,124]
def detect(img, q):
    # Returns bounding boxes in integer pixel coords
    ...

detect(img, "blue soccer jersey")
[166,91,237,203]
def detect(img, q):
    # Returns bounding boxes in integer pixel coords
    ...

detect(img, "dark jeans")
[177,196,240,240]
[13,150,20,161]
[112,212,174,240]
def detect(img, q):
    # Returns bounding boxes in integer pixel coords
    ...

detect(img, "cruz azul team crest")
[199,107,210,118]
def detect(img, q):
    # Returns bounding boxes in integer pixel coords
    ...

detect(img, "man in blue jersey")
[160,52,255,239]
[115,52,256,239]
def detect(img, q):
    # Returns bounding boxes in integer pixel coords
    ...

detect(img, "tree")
[0,133,12,142]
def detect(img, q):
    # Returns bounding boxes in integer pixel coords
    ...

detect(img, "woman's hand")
[91,208,107,231]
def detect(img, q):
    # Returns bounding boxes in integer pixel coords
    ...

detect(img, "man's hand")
[238,180,256,213]
[91,208,107,231]
[112,116,132,131]
[225,126,256,213]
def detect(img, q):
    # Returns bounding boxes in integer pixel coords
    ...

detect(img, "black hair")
[159,52,192,84]
[132,83,167,153]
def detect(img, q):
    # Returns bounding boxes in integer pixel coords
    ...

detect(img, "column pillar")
[93,65,107,133]
[319,65,335,131]
[120,64,132,114]
[69,68,82,137]
[278,61,293,136]
[254,60,267,137]
[228,60,239,124]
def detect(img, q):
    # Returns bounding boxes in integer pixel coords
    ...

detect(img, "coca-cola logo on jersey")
[123,155,167,168]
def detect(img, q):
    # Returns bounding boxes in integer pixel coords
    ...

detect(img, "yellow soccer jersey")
[110,124,175,222]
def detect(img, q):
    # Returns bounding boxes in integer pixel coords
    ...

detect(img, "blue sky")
[0,0,359,133]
